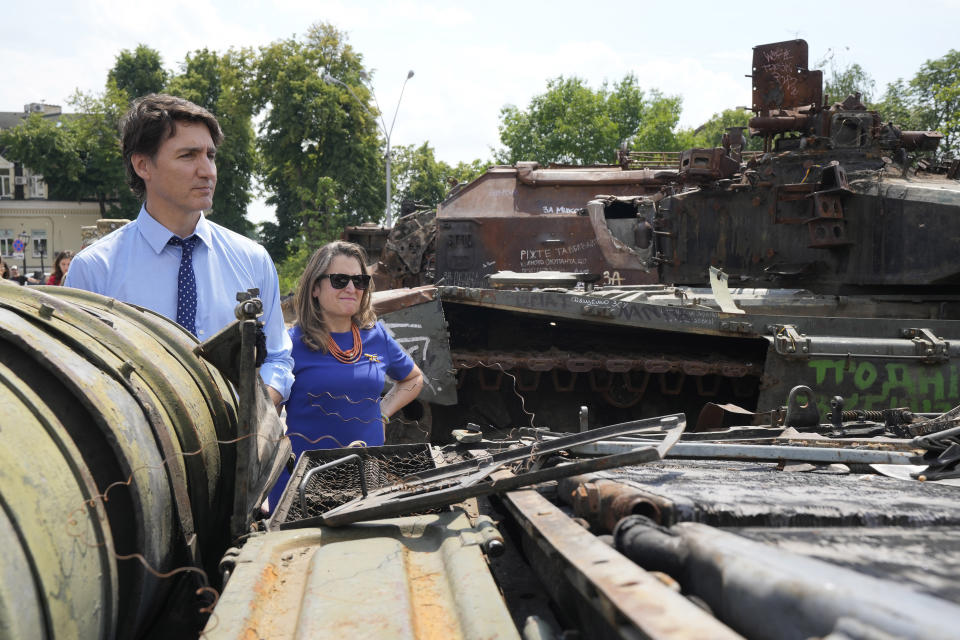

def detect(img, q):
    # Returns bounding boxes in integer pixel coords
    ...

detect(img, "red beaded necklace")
[327,324,363,364]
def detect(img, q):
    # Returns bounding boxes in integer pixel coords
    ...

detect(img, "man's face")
[134,121,217,218]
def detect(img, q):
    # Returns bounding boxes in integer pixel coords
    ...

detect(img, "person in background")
[46,250,74,285]
[268,241,424,507]
[0,258,12,284]
[8,265,36,286]
[65,94,293,407]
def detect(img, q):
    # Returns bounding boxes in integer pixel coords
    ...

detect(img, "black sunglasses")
[319,273,371,290]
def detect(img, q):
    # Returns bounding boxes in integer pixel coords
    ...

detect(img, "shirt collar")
[137,205,213,254]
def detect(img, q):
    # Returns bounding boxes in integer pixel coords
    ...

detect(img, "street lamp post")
[324,69,414,228]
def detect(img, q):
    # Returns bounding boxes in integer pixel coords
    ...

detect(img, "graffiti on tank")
[519,239,597,270]
[807,359,959,414]
[759,46,799,95]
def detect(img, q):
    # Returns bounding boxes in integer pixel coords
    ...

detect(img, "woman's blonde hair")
[295,241,377,352]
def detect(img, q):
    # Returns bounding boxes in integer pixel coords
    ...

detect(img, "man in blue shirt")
[66,94,293,405]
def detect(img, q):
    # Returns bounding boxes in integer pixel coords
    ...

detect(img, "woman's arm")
[380,363,424,419]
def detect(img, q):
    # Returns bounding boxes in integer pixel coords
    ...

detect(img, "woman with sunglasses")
[283,240,424,457]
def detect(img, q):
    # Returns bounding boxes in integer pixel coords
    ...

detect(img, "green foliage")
[678,108,763,151]
[496,74,683,165]
[0,83,137,216]
[910,49,960,156]
[273,176,345,294]
[67,84,140,215]
[0,114,82,194]
[825,63,875,104]
[167,48,258,235]
[254,22,384,261]
[816,50,876,104]
[109,44,169,101]
[447,159,490,189]
[276,243,312,296]
[872,79,923,130]
[630,91,683,151]
[813,49,960,158]
[869,49,960,158]
[391,142,490,210]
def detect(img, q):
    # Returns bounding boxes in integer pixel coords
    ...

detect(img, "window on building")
[28,175,45,199]
[32,230,48,258]
[0,230,13,256]
[0,174,10,198]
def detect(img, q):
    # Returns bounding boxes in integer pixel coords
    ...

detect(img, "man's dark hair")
[120,94,224,200]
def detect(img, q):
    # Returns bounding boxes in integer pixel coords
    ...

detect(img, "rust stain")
[240,563,282,637]
[253,563,280,596]
[403,546,461,640]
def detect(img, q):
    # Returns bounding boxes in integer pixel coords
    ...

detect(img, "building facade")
[0,199,103,276]
[1,103,108,277]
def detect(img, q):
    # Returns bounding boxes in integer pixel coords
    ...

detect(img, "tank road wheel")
[601,372,646,409]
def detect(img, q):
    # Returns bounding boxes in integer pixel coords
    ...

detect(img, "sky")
[3,0,958,224]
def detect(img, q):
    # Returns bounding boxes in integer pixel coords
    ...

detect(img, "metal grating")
[269,444,440,528]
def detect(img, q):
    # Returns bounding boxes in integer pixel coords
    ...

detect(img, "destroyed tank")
[371,39,960,438]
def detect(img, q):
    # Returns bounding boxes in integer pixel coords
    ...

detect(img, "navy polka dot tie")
[168,236,199,335]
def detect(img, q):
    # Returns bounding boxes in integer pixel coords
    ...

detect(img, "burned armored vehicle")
[366,161,679,291]
[424,39,956,295]
[643,39,955,294]
[372,39,960,438]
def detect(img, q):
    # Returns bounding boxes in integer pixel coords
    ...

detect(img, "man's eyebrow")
[175,145,217,154]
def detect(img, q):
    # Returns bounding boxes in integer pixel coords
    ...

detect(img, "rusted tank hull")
[433,163,670,288]
[657,165,960,291]
[437,216,658,288]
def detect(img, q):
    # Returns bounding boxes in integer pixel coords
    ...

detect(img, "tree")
[677,108,763,151]
[391,143,447,210]
[109,44,169,101]
[825,63,875,104]
[0,82,137,216]
[447,159,491,191]
[630,90,684,151]
[816,50,876,104]
[495,74,684,165]
[390,142,490,211]
[872,79,923,130]
[67,83,140,215]
[0,114,82,198]
[253,22,384,263]
[274,176,343,294]
[167,48,258,235]
[911,49,960,157]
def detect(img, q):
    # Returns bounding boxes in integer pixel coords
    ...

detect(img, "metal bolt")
[38,304,54,319]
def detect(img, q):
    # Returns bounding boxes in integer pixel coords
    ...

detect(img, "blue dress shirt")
[65,205,294,400]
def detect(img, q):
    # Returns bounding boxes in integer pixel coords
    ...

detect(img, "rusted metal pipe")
[558,474,672,531]
[502,489,743,639]
[748,114,812,134]
[900,131,943,151]
[614,517,960,640]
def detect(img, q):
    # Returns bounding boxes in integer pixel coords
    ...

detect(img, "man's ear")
[131,153,152,182]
